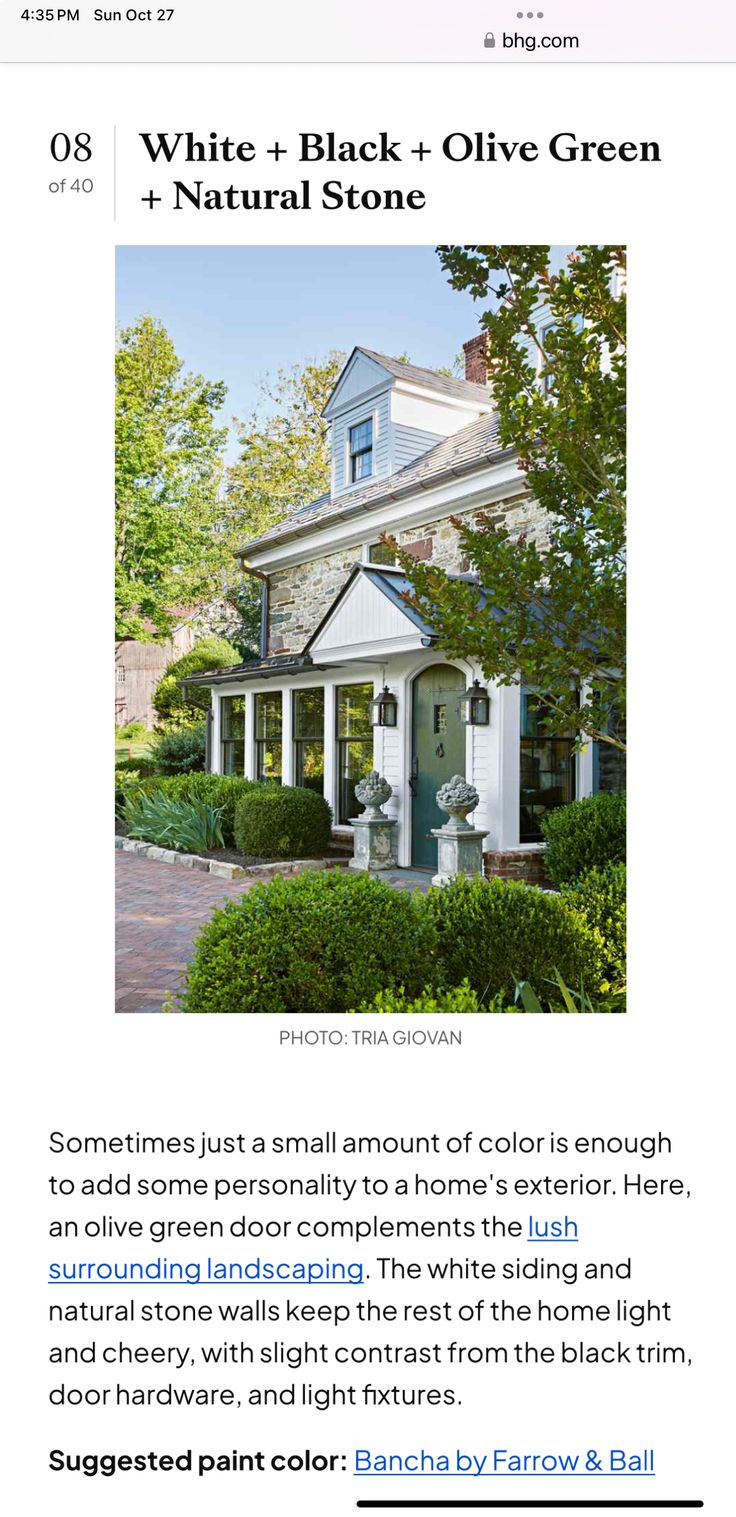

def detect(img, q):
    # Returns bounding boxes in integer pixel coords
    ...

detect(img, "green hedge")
[149,721,207,775]
[234,785,332,860]
[427,875,604,999]
[180,870,437,1014]
[541,791,626,885]
[562,862,626,983]
[115,754,157,777]
[124,773,265,846]
[351,980,494,1013]
[180,868,612,1014]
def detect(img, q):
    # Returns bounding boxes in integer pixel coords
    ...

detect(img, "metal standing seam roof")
[238,410,509,557]
[182,566,442,686]
[354,347,493,405]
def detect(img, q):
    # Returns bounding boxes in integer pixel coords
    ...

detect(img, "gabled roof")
[356,348,492,405]
[304,564,437,655]
[321,345,492,417]
[239,410,508,558]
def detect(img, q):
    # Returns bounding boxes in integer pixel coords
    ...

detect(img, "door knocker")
[435,742,445,758]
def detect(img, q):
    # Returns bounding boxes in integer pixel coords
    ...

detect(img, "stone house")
[187,340,624,876]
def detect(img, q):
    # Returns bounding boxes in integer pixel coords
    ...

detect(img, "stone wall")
[267,547,358,654]
[398,492,547,572]
[265,491,547,654]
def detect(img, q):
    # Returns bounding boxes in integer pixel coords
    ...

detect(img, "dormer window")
[349,418,373,482]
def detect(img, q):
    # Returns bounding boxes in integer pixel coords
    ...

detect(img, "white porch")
[207,565,596,870]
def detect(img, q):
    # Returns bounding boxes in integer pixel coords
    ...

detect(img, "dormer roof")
[238,409,508,558]
[322,345,492,417]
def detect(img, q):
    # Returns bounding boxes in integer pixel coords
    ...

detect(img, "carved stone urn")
[350,772,397,872]
[354,770,393,821]
[435,774,480,831]
[431,775,487,886]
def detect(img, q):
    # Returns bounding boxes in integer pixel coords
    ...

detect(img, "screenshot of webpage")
[1,4,733,1515]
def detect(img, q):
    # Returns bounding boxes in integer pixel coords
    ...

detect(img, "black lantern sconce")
[372,685,398,728]
[460,679,490,726]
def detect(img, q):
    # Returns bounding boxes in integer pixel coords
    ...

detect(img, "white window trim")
[343,408,378,492]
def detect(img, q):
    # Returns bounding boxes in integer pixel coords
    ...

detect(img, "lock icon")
[484,31,496,47]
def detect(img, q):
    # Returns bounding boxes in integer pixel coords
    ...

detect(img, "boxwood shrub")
[180,869,437,1014]
[234,786,332,860]
[541,791,626,886]
[150,721,206,775]
[562,862,626,982]
[426,875,604,1000]
[351,980,500,1013]
[115,754,157,776]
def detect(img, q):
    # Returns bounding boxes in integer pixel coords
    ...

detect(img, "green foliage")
[396,245,625,750]
[149,721,207,775]
[233,786,332,860]
[152,636,241,723]
[351,980,504,1013]
[115,754,158,776]
[541,791,626,885]
[562,862,626,982]
[180,870,436,1014]
[124,772,265,846]
[426,875,604,999]
[116,720,148,741]
[115,315,229,640]
[226,353,344,540]
[513,970,625,1014]
[123,792,224,853]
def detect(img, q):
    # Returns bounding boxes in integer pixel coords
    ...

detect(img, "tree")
[116,316,228,640]
[152,636,242,724]
[226,353,344,541]
[394,246,626,751]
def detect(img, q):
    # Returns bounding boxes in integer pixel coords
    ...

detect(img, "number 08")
[51,133,92,163]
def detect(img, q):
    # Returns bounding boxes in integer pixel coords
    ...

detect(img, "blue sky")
[115,246,486,457]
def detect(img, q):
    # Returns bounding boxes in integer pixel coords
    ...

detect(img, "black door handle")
[409,757,418,797]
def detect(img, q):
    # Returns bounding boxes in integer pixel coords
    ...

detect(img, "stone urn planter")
[354,770,393,820]
[431,775,487,886]
[349,772,397,872]
[435,774,479,831]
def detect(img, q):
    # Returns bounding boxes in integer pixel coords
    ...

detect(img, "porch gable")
[306,565,436,663]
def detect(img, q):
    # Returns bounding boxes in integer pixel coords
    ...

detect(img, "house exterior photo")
[189,337,624,879]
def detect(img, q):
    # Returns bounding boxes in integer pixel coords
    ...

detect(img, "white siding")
[332,389,391,495]
[393,423,444,469]
[468,719,493,839]
[311,571,421,659]
[326,351,387,409]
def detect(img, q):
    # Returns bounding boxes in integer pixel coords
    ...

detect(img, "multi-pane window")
[367,539,395,566]
[519,689,576,842]
[220,695,245,775]
[593,709,627,794]
[349,418,373,482]
[336,682,374,824]
[255,692,282,783]
[293,688,325,795]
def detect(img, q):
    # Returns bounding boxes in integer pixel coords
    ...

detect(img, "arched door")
[411,664,466,868]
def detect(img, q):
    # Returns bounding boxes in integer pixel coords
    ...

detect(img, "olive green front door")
[411,664,466,868]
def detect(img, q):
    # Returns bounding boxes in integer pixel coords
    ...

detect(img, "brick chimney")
[463,333,488,386]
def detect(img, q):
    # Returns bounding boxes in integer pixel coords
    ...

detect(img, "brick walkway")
[116,851,257,1014]
[115,851,432,1014]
